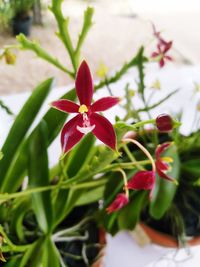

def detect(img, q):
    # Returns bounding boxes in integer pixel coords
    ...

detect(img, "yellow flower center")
[78,104,88,114]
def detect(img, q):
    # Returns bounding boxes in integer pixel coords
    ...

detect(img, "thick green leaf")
[150,144,180,219]
[28,121,53,234]
[1,88,76,193]
[76,186,105,206]
[118,191,147,230]
[0,78,54,190]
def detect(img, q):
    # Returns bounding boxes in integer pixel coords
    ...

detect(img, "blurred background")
[0,0,200,94]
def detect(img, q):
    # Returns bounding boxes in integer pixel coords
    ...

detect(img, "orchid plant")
[0,0,200,266]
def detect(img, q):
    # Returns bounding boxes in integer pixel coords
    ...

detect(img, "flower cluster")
[51,61,176,215]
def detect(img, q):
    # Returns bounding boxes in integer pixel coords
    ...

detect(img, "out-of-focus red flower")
[127,170,156,199]
[106,193,129,214]
[156,114,173,132]
[151,24,173,68]
[51,61,119,154]
[155,142,175,182]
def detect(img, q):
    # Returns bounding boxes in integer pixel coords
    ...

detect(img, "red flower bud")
[106,193,129,214]
[156,114,173,132]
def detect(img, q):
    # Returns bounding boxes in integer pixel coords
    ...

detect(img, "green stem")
[0,225,30,252]
[50,0,77,72]
[95,47,146,90]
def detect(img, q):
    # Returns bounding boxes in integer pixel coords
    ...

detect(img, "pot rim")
[140,222,200,248]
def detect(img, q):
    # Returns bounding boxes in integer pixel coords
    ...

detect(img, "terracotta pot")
[140,222,200,248]
[91,228,106,267]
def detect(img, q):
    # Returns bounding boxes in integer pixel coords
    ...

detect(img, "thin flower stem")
[116,169,129,198]
[122,138,156,171]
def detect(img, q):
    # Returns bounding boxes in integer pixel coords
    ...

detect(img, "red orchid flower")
[127,171,156,199]
[155,142,175,182]
[151,24,173,67]
[106,193,129,214]
[51,61,119,154]
[151,41,173,68]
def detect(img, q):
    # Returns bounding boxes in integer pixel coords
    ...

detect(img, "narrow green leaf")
[53,188,83,227]
[150,144,180,219]
[10,197,31,242]
[28,121,53,234]
[0,78,54,189]
[1,88,76,193]
[43,236,60,267]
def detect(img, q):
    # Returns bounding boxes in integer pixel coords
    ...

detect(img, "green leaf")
[28,120,53,234]
[181,159,200,178]
[0,78,54,190]
[66,133,96,178]
[10,197,31,242]
[118,191,147,230]
[76,186,105,206]
[53,188,84,227]
[43,236,60,267]
[150,144,180,219]
[1,88,76,193]
[4,256,21,267]
[19,238,44,267]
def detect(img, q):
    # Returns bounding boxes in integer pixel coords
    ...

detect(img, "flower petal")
[106,193,129,214]
[127,171,156,191]
[159,58,165,68]
[156,159,169,171]
[151,52,159,58]
[156,168,174,182]
[51,99,79,113]
[75,60,93,106]
[163,41,173,53]
[90,113,116,150]
[91,97,120,112]
[155,142,171,159]
[61,114,84,154]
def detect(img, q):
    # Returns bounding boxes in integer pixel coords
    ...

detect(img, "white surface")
[1,65,200,266]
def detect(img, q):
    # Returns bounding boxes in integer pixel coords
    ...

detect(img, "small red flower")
[51,61,119,154]
[127,171,156,199]
[106,193,129,214]
[155,142,174,182]
[151,24,173,68]
[151,42,173,68]
[156,114,173,132]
